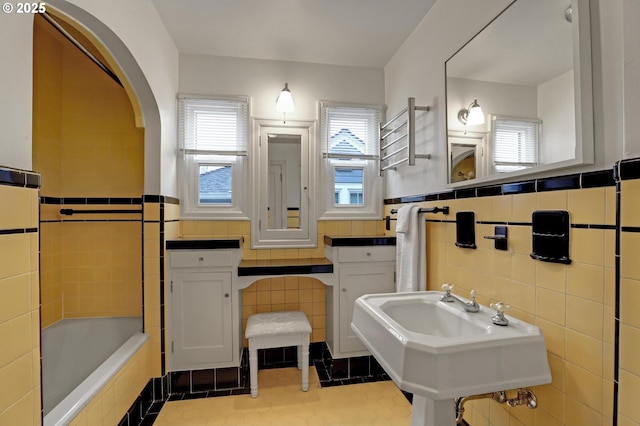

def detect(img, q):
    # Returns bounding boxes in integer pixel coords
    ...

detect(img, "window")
[334,167,364,206]
[491,116,540,173]
[198,165,231,204]
[178,96,249,218]
[319,102,383,219]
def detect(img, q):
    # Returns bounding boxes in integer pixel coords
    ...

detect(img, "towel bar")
[385,206,450,230]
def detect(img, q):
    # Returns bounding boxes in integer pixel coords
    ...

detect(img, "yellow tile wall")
[33,15,145,198]
[33,17,63,197]
[58,25,144,198]
[33,15,144,324]
[0,185,41,426]
[242,277,327,344]
[60,219,142,319]
[40,222,62,327]
[385,185,617,426]
[619,179,640,425]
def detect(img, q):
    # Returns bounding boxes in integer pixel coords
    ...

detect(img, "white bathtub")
[42,317,148,426]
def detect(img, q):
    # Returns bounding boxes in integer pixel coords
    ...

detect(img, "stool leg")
[297,345,302,370]
[249,344,258,398]
[301,334,309,392]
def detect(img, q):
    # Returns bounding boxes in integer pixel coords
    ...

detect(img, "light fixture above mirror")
[275,83,295,123]
[458,99,485,126]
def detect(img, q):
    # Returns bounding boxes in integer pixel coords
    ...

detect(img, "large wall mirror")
[445,0,594,187]
[251,119,317,248]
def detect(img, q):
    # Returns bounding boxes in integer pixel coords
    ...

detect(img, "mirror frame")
[251,118,318,248]
[445,0,594,188]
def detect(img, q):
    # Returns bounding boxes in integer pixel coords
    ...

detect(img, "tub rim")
[43,332,149,426]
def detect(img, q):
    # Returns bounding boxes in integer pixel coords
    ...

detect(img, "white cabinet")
[167,249,242,371]
[338,264,395,353]
[171,271,233,367]
[325,244,395,359]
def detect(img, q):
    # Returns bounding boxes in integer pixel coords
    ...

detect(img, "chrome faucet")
[440,284,480,313]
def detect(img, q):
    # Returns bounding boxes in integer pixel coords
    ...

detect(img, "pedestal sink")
[351,291,551,426]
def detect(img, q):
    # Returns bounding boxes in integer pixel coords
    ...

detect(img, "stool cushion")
[246,311,311,339]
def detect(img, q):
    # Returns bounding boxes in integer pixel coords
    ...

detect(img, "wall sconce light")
[276,82,295,123]
[458,99,485,126]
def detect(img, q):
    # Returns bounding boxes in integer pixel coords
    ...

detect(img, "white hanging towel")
[395,204,427,292]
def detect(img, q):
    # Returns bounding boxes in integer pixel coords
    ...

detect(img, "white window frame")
[178,95,250,219]
[490,115,541,174]
[318,101,383,220]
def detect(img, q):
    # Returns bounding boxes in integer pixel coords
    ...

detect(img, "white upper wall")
[179,54,385,121]
[0,14,34,170]
[384,0,625,198]
[624,0,640,158]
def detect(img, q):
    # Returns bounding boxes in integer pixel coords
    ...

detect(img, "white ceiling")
[149,0,437,68]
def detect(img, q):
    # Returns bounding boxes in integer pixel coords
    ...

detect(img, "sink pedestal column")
[411,396,455,426]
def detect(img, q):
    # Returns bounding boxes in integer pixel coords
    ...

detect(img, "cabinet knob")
[366,252,372,257]
[224,293,230,298]
[198,257,204,261]
[342,288,347,292]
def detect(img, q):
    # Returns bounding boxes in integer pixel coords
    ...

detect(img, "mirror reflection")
[446,0,581,184]
[252,119,316,248]
[267,134,301,230]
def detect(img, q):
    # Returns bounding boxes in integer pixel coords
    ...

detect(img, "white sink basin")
[351,291,551,400]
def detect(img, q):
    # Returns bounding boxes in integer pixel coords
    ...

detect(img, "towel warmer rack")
[380,97,431,175]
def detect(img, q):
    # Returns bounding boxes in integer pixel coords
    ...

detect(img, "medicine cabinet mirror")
[251,119,317,248]
[445,0,594,187]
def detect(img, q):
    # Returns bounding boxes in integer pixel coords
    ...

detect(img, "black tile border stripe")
[40,196,142,205]
[166,239,243,250]
[0,227,38,235]
[618,157,640,181]
[384,167,617,205]
[49,220,141,224]
[621,226,640,233]
[0,166,41,188]
[142,195,180,205]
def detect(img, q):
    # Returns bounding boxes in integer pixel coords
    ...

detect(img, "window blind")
[179,97,248,155]
[321,104,382,158]
[492,117,540,172]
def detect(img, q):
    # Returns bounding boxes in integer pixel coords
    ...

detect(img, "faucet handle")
[490,301,510,312]
[441,283,454,293]
[470,290,477,301]
[490,302,510,326]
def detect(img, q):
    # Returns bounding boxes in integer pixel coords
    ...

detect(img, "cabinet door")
[339,264,395,353]
[171,271,233,368]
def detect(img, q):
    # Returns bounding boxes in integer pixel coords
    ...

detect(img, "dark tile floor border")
[123,342,401,425]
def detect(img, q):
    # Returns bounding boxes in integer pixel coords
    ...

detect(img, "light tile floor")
[154,367,412,425]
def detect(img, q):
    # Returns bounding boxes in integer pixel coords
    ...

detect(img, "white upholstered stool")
[245,311,312,398]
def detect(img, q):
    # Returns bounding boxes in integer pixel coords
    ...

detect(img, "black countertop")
[323,235,396,247]
[237,258,333,276]
[166,237,243,250]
